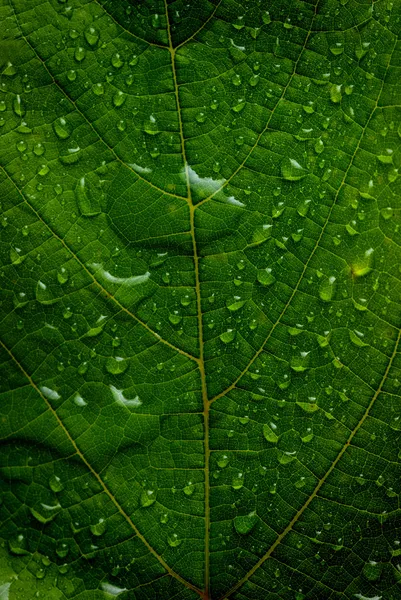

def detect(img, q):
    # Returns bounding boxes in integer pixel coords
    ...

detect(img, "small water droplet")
[74,46,86,62]
[90,518,106,536]
[49,475,64,492]
[53,117,71,139]
[167,533,182,547]
[140,489,157,507]
[111,52,124,69]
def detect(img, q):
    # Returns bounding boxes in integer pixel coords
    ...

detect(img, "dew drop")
[111,52,124,68]
[220,329,236,344]
[167,533,182,547]
[140,489,157,507]
[84,26,99,46]
[257,268,275,286]
[90,518,106,536]
[74,46,86,62]
[319,276,336,302]
[92,82,104,96]
[53,117,71,139]
[49,475,64,492]
[13,94,25,117]
[234,512,257,535]
[144,114,159,135]
[113,90,126,107]
[106,356,128,375]
[281,157,307,181]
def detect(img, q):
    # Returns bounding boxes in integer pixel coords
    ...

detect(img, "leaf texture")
[1,0,401,599]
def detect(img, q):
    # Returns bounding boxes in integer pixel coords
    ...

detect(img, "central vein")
[163,3,210,597]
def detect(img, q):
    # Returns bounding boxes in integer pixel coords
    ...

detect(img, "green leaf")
[1,1,400,599]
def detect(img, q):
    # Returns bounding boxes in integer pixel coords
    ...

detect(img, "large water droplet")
[74,46,86,62]
[220,329,236,344]
[232,473,244,489]
[53,117,72,139]
[84,26,99,46]
[106,356,128,375]
[263,423,278,443]
[281,157,307,181]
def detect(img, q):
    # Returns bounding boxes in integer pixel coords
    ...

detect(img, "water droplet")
[234,512,257,535]
[183,482,195,496]
[169,312,182,325]
[381,207,393,220]
[262,11,271,24]
[226,297,246,311]
[67,68,77,81]
[263,423,278,443]
[90,518,106,536]
[33,142,45,156]
[330,84,342,103]
[257,268,275,286]
[330,44,344,55]
[232,473,244,489]
[249,74,259,87]
[13,94,25,117]
[30,504,60,524]
[315,138,324,154]
[16,140,27,153]
[232,99,246,112]
[76,176,100,216]
[349,329,368,347]
[56,542,69,558]
[217,454,229,468]
[281,157,307,181]
[74,46,86,62]
[167,533,182,547]
[92,82,104,96]
[111,52,124,68]
[9,533,29,555]
[117,119,127,132]
[319,276,336,302]
[232,73,242,86]
[73,393,87,407]
[144,114,159,135]
[140,489,157,507]
[3,61,17,77]
[196,112,206,123]
[84,26,99,46]
[113,90,126,107]
[49,475,64,492]
[297,199,311,217]
[220,329,236,344]
[106,356,128,375]
[53,117,71,139]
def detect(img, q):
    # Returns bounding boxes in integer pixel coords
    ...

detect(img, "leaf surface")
[1,1,401,599]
